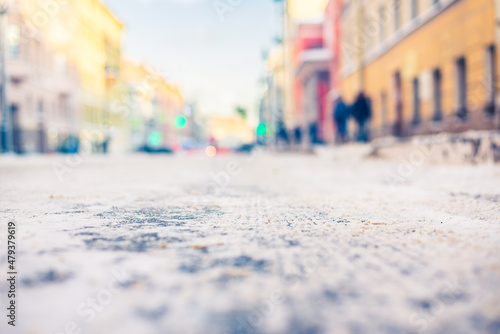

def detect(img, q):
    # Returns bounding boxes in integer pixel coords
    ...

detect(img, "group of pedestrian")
[333,92,372,143]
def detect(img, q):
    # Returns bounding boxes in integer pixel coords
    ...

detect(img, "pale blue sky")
[103,0,277,120]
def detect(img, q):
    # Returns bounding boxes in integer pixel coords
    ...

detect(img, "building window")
[55,54,67,76]
[456,57,467,119]
[485,45,496,115]
[26,95,32,114]
[37,100,44,124]
[412,77,421,125]
[411,0,418,19]
[379,6,386,43]
[8,25,20,59]
[381,92,388,131]
[394,0,401,32]
[432,69,443,122]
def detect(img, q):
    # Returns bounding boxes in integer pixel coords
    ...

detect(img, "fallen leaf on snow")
[191,245,208,250]
[366,221,386,225]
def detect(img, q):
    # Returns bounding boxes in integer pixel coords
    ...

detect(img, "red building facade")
[294,20,330,145]
[324,0,343,143]
[291,0,342,146]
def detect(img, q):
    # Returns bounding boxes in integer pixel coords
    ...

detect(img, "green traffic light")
[149,132,162,146]
[175,115,187,129]
[256,124,267,136]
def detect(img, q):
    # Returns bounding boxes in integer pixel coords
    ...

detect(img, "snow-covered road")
[1,148,499,334]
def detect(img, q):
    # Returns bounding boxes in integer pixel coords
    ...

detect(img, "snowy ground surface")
[1,147,500,334]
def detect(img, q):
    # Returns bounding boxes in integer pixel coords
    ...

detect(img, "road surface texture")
[1,147,499,334]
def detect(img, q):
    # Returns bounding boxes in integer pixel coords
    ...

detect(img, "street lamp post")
[0,2,12,153]
[272,0,287,146]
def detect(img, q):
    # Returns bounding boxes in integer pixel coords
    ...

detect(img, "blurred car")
[138,145,174,154]
[58,136,80,154]
[235,143,255,154]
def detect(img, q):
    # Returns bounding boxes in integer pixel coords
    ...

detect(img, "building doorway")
[10,104,22,153]
[37,101,45,153]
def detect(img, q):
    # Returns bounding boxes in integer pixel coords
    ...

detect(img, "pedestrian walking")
[276,121,290,150]
[294,127,302,145]
[352,92,372,142]
[333,96,350,144]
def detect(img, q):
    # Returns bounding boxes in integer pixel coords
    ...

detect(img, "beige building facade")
[341,0,500,138]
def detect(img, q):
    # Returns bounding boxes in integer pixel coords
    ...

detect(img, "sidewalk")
[370,130,500,165]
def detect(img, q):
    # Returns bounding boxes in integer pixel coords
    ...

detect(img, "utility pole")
[0,2,12,153]
[272,0,287,147]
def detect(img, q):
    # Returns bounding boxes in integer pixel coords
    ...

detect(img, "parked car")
[138,145,174,154]
[235,143,255,154]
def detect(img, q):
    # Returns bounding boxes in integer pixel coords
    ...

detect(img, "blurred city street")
[1,148,499,334]
[2,0,500,333]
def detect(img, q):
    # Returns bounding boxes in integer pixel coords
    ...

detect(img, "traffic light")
[256,123,267,136]
[149,132,161,146]
[175,115,187,129]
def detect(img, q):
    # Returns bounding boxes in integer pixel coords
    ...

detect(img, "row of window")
[377,0,442,46]
[395,0,442,30]
[378,45,496,129]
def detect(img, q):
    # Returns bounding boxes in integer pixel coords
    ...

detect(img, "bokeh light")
[172,142,182,152]
[205,146,217,157]
[149,132,161,146]
[256,123,267,136]
[175,115,187,129]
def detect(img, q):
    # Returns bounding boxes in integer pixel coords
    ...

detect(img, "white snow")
[0,148,499,334]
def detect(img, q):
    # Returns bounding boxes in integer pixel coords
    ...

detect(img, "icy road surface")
[0,148,499,334]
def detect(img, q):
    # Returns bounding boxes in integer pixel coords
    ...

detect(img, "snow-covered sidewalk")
[0,150,499,334]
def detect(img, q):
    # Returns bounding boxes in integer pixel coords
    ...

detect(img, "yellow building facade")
[208,116,255,146]
[288,0,330,20]
[20,0,125,149]
[341,0,500,137]
[121,60,185,150]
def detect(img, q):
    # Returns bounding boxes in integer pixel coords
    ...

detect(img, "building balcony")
[296,48,331,81]
[7,58,31,84]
